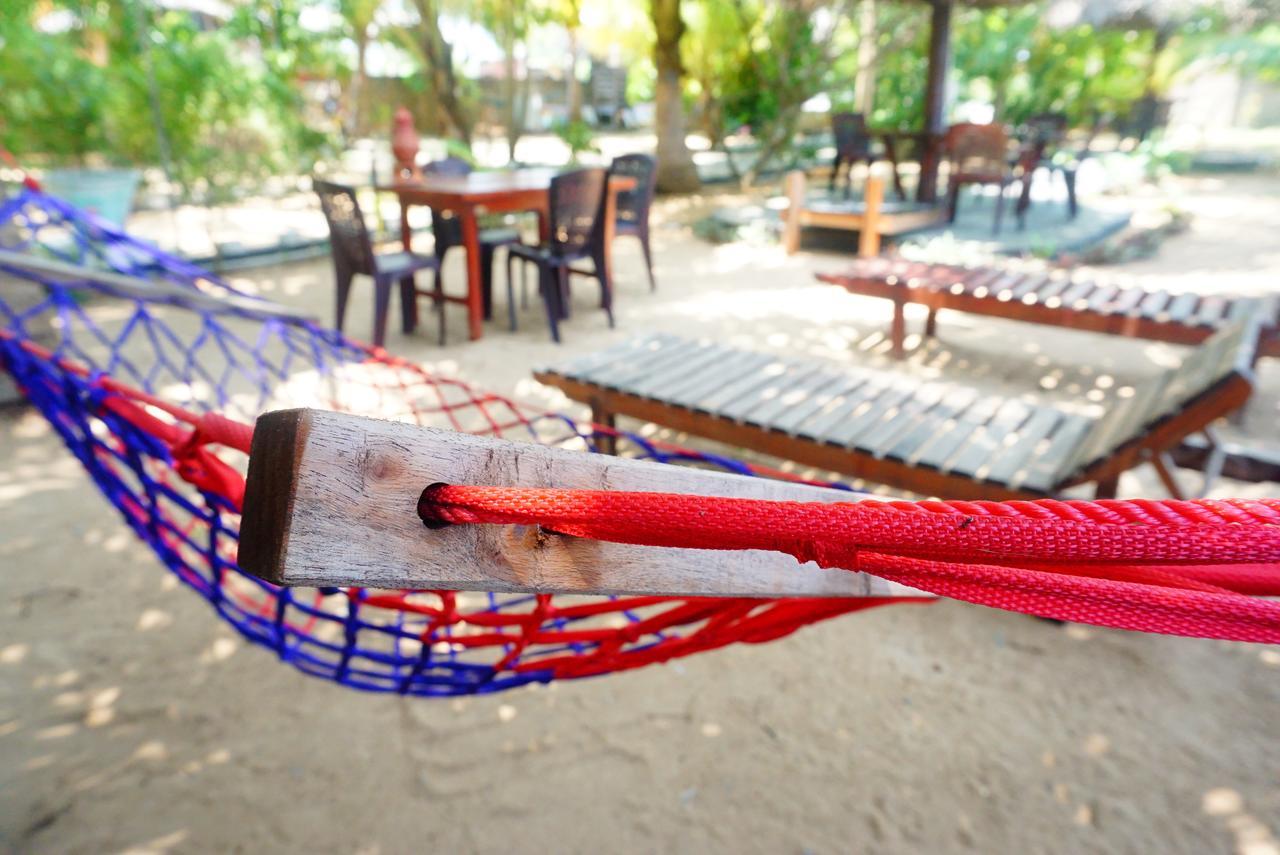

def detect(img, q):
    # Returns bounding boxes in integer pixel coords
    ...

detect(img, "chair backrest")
[608,154,657,228]
[549,168,607,255]
[313,179,375,276]
[943,122,1010,179]
[422,158,473,255]
[832,112,872,160]
[1023,112,1068,147]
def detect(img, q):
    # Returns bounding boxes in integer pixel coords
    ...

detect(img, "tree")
[650,0,700,192]
[479,0,533,162]
[686,0,852,188]
[2,0,334,200]
[401,0,475,146]
[541,0,585,121]
[337,0,383,139]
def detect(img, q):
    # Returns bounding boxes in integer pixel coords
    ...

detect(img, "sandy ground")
[2,173,1279,854]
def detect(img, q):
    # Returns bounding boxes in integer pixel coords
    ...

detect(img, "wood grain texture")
[536,327,1255,501]
[239,408,926,598]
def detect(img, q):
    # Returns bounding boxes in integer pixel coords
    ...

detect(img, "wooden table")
[381,170,636,341]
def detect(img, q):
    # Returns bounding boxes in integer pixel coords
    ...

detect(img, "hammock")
[4,186,1277,700]
[0,185,897,697]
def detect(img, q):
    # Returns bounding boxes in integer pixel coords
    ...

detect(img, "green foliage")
[949,7,1154,127]
[1,0,335,201]
[683,0,850,184]
[0,3,114,162]
[553,119,599,160]
[841,5,928,129]
[686,0,838,137]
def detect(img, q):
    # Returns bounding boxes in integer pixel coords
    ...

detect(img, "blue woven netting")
[0,185,874,696]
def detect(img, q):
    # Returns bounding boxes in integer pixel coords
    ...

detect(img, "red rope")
[418,485,1280,644]
[25,322,1280,645]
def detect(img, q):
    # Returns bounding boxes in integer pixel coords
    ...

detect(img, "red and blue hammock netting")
[4,185,1279,699]
[0,185,893,696]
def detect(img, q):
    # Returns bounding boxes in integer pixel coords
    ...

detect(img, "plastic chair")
[422,157,522,320]
[314,178,440,347]
[607,154,658,291]
[942,122,1025,235]
[506,168,610,342]
[829,112,875,199]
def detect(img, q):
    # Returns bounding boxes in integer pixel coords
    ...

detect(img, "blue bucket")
[40,168,141,228]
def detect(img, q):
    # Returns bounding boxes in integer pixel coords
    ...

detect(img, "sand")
[1,173,1278,854]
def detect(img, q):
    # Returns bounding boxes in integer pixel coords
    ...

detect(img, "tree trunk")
[504,27,520,163]
[651,0,700,193]
[854,0,877,116]
[740,109,800,189]
[412,0,472,146]
[567,27,582,122]
[347,33,368,139]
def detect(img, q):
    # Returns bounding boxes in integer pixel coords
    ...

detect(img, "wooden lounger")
[533,324,1257,501]
[816,256,1280,360]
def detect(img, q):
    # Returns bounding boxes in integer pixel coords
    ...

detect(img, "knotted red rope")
[418,485,1280,644]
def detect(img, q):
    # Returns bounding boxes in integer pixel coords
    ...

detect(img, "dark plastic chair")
[942,122,1026,235]
[422,157,522,321]
[607,154,658,291]
[830,112,875,199]
[1015,113,1081,222]
[314,178,440,347]
[506,168,610,343]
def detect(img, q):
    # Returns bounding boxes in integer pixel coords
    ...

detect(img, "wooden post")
[858,173,884,257]
[1094,475,1119,500]
[590,397,617,455]
[459,207,485,341]
[239,408,925,599]
[1151,453,1186,500]
[918,0,953,203]
[783,170,806,255]
[890,298,906,359]
[924,307,938,338]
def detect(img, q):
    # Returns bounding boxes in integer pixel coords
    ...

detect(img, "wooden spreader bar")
[239,408,925,598]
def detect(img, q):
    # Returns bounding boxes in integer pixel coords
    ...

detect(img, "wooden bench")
[782,172,947,258]
[816,256,1280,360]
[533,324,1257,501]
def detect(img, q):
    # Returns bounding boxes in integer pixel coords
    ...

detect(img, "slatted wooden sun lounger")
[815,256,1280,360]
[533,323,1257,501]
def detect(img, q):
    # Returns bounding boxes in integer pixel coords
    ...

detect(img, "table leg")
[536,206,550,243]
[399,202,412,250]
[890,298,906,359]
[460,208,484,341]
[590,398,617,455]
[1016,167,1035,224]
[880,136,907,201]
[918,137,941,203]
[599,186,621,308]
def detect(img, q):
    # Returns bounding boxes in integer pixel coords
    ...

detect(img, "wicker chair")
[314,179,439,347]
[506,168,610,343]
[942,122,1025,235]
[422,157,523,321]
[607,154,658,291]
